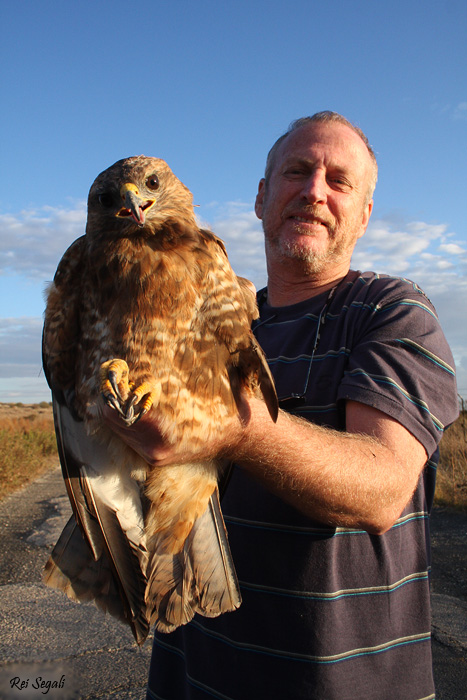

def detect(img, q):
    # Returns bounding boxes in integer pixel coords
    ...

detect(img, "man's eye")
[329,177,351,188]
[284,168,305,177]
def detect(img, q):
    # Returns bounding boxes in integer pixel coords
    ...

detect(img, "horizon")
[2,0,467,401]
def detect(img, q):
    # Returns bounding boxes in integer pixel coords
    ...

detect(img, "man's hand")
[101,401,247,468]
[102,403,176,466]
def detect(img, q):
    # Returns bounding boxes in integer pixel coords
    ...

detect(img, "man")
[110,112,459,699]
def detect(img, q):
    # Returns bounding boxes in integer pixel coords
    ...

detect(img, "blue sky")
[1,0,467,402]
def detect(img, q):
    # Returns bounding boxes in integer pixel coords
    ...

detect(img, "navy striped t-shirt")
[146,270,459,700]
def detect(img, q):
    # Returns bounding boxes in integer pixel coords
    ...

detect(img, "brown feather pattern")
[43,155,277,644]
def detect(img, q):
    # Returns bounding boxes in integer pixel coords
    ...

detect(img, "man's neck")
[266,265,350,307]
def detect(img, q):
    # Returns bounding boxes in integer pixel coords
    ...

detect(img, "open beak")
[117,183,155,226]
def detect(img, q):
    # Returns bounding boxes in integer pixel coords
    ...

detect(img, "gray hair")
[264,111,378,204]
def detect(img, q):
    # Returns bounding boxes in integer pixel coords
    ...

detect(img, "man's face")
[255,122,374,275]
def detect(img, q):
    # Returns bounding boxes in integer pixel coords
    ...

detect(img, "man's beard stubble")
[264,204,359,275]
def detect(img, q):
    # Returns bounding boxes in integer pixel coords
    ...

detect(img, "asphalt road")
[0,468,152,700]
[0,467,466,700]
[429,506,467,699]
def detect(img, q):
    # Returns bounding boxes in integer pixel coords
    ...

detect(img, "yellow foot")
[126,381,161,424]
[100,359,133,416]
[100,359,160,425]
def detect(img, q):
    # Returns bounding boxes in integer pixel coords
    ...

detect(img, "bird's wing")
[43,515,135,627]
[198,229,278,421]
[43,239,152,644]
[44,400,151,644]
[42,237,85,407]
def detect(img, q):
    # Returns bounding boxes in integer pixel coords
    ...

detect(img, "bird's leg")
[100,359,134,418]
[145,463,218,555]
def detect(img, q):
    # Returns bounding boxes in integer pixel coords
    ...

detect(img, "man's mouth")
[291,216,328,228]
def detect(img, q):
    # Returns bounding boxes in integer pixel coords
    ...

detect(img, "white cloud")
[352,219,467,294]
[352,219,447,274]
[0,317,43,373]
[0,203,86,281]
[438,242,466,256]
[196,203,267,289]
[0,376,51,404]
[353,218,467,396]
[0,316,49,402]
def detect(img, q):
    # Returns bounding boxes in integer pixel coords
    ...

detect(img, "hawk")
[42,155,278,645]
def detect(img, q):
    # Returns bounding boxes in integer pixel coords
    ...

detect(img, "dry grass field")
[0,401,466,509]
[0,402,57,500]
[435,410,467,510]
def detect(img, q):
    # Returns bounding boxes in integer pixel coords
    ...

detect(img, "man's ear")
[357,199,373,240]
[255,178,266,220]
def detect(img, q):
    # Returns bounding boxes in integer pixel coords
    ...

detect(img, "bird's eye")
[145,174,159,191]
[98,192,114,208]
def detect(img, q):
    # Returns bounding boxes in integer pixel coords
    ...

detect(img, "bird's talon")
[103,392,126,416]
[128,394,140,409]
[121,405,141,426]
[108,371,122,399]
[132,405,149,424]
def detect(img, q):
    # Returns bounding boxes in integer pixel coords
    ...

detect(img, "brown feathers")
[43,155,277,644]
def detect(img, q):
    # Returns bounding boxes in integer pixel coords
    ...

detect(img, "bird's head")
[86,155,197,238]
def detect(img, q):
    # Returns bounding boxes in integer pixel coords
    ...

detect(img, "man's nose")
[301,170,327,204]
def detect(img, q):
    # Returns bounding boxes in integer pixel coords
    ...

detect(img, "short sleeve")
[337,280,458,457]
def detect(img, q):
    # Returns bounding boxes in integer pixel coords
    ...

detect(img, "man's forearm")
[228,398,427,534]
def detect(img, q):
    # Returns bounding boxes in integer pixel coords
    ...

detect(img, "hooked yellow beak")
[117,183,155,226]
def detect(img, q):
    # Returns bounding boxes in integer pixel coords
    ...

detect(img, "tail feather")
[190,489,241,615]
[149,551,196,633]
[146,488,241,633]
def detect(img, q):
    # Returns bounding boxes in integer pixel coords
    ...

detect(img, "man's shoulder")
[347,270,436,310]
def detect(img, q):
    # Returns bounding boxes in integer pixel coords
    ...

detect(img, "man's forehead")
[276,121,370,165]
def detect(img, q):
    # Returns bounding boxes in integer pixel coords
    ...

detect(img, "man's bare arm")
[229,398,427,534]
[102,397,427,535]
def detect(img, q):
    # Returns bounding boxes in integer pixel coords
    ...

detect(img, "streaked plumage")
[42,156,277,644]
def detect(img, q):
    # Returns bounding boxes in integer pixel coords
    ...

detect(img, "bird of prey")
[42,155,278,645]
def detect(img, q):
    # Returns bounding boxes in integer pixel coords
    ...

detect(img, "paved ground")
[0,467,466,699]
[0,468,152,700]
[429,506,467,699]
